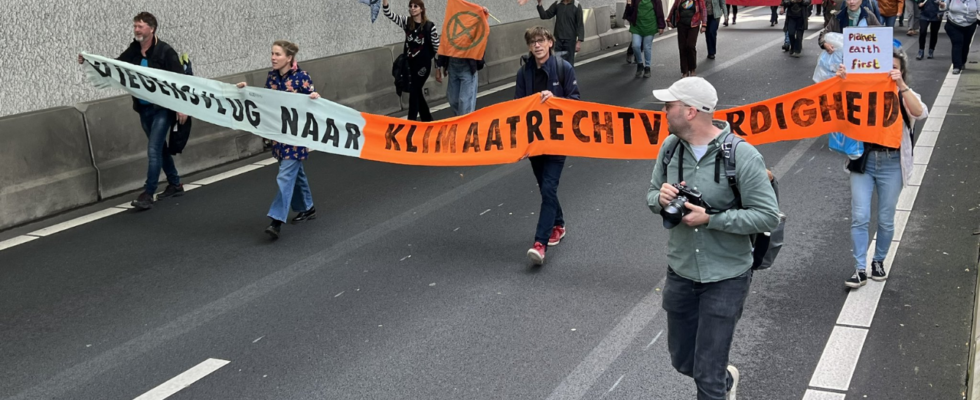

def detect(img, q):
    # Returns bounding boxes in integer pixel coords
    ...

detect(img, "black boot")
[292,206,317,223]
[265,219,283,239]
[635,63,643,78]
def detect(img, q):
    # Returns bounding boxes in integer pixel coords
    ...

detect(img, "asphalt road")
[2,8,979,400]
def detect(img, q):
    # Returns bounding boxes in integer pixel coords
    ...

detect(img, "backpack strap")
[716,132,744,210]
[660,134,684,183]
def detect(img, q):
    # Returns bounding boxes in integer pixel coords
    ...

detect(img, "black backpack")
[660,132,786,270]
[168,53,193,155]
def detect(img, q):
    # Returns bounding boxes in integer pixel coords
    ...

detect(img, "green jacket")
[647,121,781,283]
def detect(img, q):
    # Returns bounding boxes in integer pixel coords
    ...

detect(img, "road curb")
[971,225,980,400]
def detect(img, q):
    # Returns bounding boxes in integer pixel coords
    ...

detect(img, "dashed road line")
[132,358,229,400]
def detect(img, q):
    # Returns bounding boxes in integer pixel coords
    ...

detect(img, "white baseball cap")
[652,77,718,113]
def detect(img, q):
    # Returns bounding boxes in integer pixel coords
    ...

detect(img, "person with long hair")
[667,0,708,77]
[835,43,927,288]
[383,0,442,121]
[235,41,321,239]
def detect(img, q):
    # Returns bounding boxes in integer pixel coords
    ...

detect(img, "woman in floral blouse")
[236,40,320,239]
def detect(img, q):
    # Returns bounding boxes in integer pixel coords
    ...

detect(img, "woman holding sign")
[383,0,442,121]
[834,44,927,289]
[818,0,881,54]
[236,41,321,240]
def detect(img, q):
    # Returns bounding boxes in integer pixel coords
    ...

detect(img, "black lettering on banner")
[592,112,614,143]
[182,86,200,105]
[485,120,503,151]
[639,113,661,145]
[113,66,127,86]
[199,91,213,108]
[229,99,245,122]
[791,98,817,127]
[548,109,565,141]
[882,91,900,127]
[124,69,141,90]
[165,80,188,101]
[301,112,319,141]
[463,122,481,152]
[845,91,863,125]
[571,111,590,142]
[526,111,544,143]
[92,61,112,78]
[750,105,772,134]
[323,119,340,147]
[436,125,458,153]
[421,126,434,153]
[137,73,158,92]
[818,92,845,122]
[345,123,361,149]
[244,100,260,127]
[866,92,878,126]
[405,125,419,153]
[152,77,171,96]
[385,123,405,150]
[727,111,747,136]
[281,107,299,135]
[210,94,227,115]
[506,116,520,148]
[618,112,635,145]
[774,103,789,129]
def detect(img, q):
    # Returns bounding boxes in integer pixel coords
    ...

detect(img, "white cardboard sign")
[843,27,893,74]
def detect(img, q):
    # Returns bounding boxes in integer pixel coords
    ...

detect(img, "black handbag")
[392,42,412,96]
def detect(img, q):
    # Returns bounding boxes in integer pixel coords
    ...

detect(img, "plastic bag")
[828,132,864,160]
[813,33,844,83]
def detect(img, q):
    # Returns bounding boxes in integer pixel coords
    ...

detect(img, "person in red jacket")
[667,0,708,77]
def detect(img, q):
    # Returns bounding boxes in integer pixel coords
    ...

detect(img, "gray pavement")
[2,9,979,400]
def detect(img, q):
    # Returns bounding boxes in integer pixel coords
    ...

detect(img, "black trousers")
[677,24,700,74]
[786,16,806,54]
[945,21,978,69]
[408,62,432,122]
[919,20,941,50]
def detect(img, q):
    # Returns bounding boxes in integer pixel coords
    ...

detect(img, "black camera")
[661,183,710,229]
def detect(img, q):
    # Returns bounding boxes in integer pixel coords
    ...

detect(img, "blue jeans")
[631,33,654,67]
[138,106,180,194]
[663,267,751,400]
[850,150,903,271]
[268,159,314,222]
[705,18,721,56]
[881,15,898,27]
[446,58,479,116]
[529,155,566,244]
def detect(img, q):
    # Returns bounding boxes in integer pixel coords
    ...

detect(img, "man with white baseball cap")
[647,77,780,400]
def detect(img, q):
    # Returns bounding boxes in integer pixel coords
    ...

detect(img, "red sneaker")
[548,225,566,246]
[527,242,546,265]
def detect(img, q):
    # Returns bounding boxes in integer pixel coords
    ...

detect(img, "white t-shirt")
[691,144,709,161]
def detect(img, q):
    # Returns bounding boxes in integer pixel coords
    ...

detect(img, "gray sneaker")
[726,365,740,400]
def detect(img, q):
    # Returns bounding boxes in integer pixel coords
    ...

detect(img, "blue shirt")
[138,58,151,105]
[265,67,315,160]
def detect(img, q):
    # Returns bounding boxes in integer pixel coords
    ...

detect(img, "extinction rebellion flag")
[437,0,490,60]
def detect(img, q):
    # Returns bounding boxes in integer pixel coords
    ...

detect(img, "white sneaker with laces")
[726,365,740,400]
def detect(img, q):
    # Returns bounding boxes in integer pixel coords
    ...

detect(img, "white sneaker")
[726,365,740,400]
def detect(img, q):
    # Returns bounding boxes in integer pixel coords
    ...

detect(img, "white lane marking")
[182,184,203,192]
[805,30,822,40]
[191,164,264,186]
[133,358,229,400]
[809,326,869,391]
[545,282,666,400]
[805,66,959,396]
[28,208,128,237]
[252,158,278,166]
[0,235,39,251]
[803,389,847,400]
[643,329,664,351]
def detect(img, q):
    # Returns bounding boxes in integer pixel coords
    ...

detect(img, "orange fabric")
[436,0,490,60]
[359,74,901,166]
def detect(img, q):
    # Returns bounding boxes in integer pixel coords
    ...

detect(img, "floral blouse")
[265,67,315,160]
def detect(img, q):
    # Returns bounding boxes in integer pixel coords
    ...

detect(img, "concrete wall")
[0,3,626,230]
[0,0,622,118]
[0,108,98,230]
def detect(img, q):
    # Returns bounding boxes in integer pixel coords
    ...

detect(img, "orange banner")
[359,74,901,166]
[437,0,490,60]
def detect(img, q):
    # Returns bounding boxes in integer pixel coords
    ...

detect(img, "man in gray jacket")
[648,77,780,400]
[536,0,585,66]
